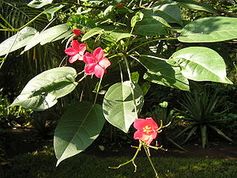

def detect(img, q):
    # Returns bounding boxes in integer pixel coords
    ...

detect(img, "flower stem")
[93,77,103,105]
[109,141,142,172]
[124,56,138,114]
[144,146,159,178]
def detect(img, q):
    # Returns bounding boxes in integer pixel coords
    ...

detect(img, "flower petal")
[84,63,96,75]
[68,54,79,63]
[141,134,154,145]
[93,47,104,62]
[133,130,143,140]
[94,65,105,78]
[145,117,159,130]
[71,40,80,51]
[64,47,78,56]
[78,43,87,55]
[83,52,95,64]
[133,118,147,130]
[99,58,111,69]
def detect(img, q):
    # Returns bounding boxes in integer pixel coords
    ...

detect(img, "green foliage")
[0,0,236,168]
[0,94,32,128]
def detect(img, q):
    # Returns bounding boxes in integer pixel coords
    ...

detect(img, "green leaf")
[153,2,183,25]
[0,27,38,56]
[176,0,216,13]
[135,10,169,36]
[43,4,65,21]
[54,102,105,166]
[170,47,232,84]
[23,24,70,52]
[103,81,144,133]
[139,55,189,91]
[11,67,77,111]
[81,27,104,41]
[28,0,53,9]
[131,11,144,28]
[103,31,132,42]
[178,16,237,43]
[209,125,233,143]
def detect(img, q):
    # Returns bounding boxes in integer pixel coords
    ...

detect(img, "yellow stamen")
[143,125,152,134]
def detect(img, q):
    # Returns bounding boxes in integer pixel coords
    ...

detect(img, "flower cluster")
[64,29,111,78]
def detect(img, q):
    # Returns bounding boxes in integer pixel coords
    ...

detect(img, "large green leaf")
[139,55,189,91]
[103,81,144,133]
[23,24,70,52]
[178,17,237,42]
[54,102,105,166]
[28,0,53,9]
[169,47,232,84]
[0,27,38,56]
[11,67,77,111]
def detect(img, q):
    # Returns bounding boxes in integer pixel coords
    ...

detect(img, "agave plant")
[176,86,233,148]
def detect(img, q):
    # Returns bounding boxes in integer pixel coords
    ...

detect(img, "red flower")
[72,29,81,36]
[83,47,111,78]
[133,117,159,145]
[64,40,86,63]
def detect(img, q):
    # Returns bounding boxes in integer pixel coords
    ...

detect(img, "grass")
[1,147,237,178]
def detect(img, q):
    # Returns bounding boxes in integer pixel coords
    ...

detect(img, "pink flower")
[83,47,111,78]
[133,117,159,145]
[72,29,81,36]
[64,40,86,63]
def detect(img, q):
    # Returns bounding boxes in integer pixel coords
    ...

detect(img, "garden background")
[0,0,237,177]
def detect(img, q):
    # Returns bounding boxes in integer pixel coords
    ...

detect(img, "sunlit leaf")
[139,55,189,91]
[131,11,144,28]
[81,27,104,41]
[43,4,65,21]
[11,67,77,111]
[28,0,53,9]
[170,47,232,84]
[103,81,144,133]
[23,24,70,52]
[0,27,38,56]
[176,0,216,13]
[178,17,237,42]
